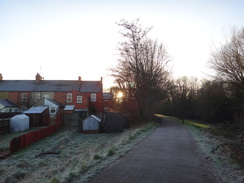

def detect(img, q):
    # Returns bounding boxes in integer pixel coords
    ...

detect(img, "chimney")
[35,73,42,83]
[100,77,103,91]
[0,73,2,81]
[78,76,82,81]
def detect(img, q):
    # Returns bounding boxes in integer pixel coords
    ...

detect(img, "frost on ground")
[0,123,158,183]
[186,124,244,183]
[0,127,42,150]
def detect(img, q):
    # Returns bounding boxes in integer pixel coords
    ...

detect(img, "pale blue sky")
[0,0,243,89]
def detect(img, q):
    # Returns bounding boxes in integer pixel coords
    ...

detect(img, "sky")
[0,0,243,89]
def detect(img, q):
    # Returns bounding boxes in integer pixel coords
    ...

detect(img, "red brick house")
[103,93,113,111]
[0,73,103,114]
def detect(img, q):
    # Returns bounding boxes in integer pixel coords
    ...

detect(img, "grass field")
[0,122,158,183]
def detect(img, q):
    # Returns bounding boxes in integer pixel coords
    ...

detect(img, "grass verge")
[0,122,158,183]
[184,118,244,183]
[156,114,210,129]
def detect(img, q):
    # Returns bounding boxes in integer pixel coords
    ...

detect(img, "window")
[66,93,72,103]
[35,93,40,102]
[50,107,56,113]
[21,93,27,103]
[21,106,27,112]
[77,95,82,103]
[44,94,50,99]
[91,93,96,102]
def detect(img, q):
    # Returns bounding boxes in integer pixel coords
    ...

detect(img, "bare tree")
[171,77,199,122]
[111,19,172,121]
[209,27,244,90]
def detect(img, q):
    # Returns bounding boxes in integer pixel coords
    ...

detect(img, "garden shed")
[10,114,29,132]
[23,106,49,127]
[83,115,101,134]
[64,105,75,114]
[103,112,128,133]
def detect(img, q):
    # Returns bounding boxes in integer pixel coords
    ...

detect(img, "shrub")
[93,154,102,160]
[107,149,115,156]
[12,170,26,181]
[50,177,60,183]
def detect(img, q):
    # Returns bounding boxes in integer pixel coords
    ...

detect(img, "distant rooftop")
[23,106,49,114]
[0,99,19,108]
[0,80,102,92]
[0,73,103,93]
[64,105,75,111]
[103,93,113,100]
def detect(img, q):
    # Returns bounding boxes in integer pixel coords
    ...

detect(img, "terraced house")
[0,73,103,116]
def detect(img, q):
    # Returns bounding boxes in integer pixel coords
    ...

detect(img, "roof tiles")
[0,80,102,93]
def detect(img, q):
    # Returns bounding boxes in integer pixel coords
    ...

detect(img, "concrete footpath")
[88,117,215,183]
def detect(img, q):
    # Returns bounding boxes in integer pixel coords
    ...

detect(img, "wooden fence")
[0,112,64,158]
[0,118,10,134]
[9,123,62,154]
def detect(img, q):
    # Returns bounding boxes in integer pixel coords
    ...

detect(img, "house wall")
[103,99,113,111]
[75,91,87,109]
[56,91,103,112]
[73,92,90,110]
[34,99,44,106]
[76,92,103,112]
[0,92,8,99]
[18,92,31,104]
[91,92,103,112]
[2,90,103,113]
[44,98,59,119]
[8,92,32,105]
[8,92,19,104]
[54,92,66,106]
[31,92,54,104]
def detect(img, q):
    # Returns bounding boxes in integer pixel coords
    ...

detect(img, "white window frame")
[35,93,40,102]
[91,93,96,102]
[50,107,56,114]
[77,95,82,103]
[44,94,50,99]
[66,93,72,103]
[21,93,27,103]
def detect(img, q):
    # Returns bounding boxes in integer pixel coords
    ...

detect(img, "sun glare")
[117,92,123,98]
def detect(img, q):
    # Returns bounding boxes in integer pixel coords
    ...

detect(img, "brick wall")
[54,92,66,106]
[8,92,19,103]
[54,91,103,112]
[5,90,103,113]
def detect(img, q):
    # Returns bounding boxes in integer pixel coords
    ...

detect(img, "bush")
[107,149,116,156]
[50,177,60,183]
[93,154,102,160]
[12,170,26,181]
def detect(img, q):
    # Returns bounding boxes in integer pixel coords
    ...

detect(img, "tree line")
[111,19,244,125]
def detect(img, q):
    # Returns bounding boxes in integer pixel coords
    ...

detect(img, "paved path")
[89,117,215,183]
